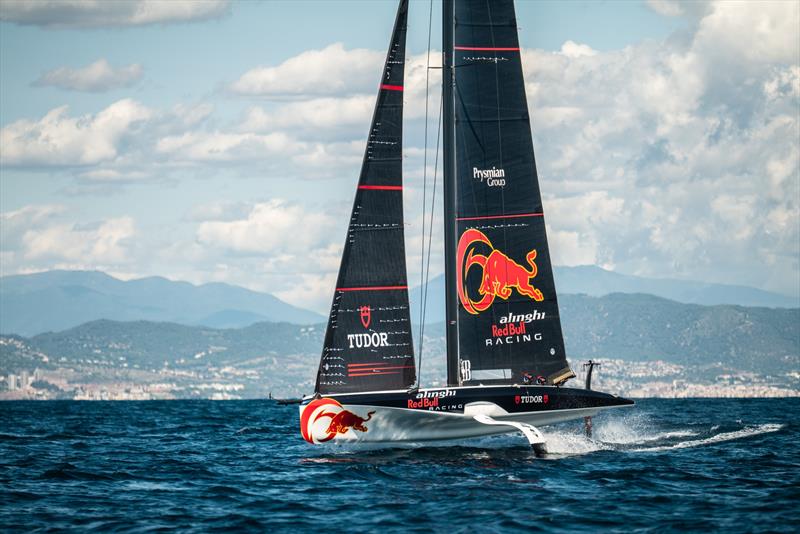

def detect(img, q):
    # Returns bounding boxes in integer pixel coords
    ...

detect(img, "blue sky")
[1,0,798,312]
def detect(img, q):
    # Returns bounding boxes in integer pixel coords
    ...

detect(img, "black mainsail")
[315,0,415,395]
[444,0,574,386]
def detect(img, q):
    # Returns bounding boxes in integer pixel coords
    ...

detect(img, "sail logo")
[473,166,506,187]
[499,310,545,324]
[347,332,389,349]
[300,398,375,444]
[457,229,544,315]
[359,305,371,328]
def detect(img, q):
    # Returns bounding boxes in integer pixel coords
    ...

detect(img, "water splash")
[632,424,785,452]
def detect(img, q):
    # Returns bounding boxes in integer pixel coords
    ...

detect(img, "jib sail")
[315,0,415,394]
[444,0,574,386]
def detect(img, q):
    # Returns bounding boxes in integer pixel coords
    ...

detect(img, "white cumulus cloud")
[0,99,152,167]
[229,43,384,97]
[33,59,143,92]
[0,0,231,28]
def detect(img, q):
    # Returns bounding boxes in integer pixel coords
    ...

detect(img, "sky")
[0,0,798,313]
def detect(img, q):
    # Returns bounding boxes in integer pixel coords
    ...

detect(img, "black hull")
[317,385,632,414]
[299,385,633,444]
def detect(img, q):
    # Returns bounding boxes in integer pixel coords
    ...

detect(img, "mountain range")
[2,292,797,399]
[408,267,799,325]
[0,270,323,336]
[1,267,797,337]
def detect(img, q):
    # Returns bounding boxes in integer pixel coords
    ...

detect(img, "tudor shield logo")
[359,305,371,329]
[456,229,544,315]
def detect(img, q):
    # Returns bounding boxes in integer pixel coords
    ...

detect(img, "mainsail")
[444,0,574,386]
[315,0,415,395]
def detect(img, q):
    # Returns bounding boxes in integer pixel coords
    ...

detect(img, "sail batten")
[315,0,415,395]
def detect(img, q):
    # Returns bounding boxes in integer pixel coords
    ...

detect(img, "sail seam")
[456,212,543,221]
[454,46,519,51]
[336,285,408,291]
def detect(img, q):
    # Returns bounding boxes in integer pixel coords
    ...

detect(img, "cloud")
[23,217,136,263]
[192,200,346,311]
[646,0,686,17]
[33,59,143,92]
[0,204,66,251]
[1,205,137,274]
[0,99,151,167]
[520,0,799,295]
[240,96,375,132]
[0,0,231,28]
[2,1,797,305]
[196,199,336,255]
[229,43,384,97]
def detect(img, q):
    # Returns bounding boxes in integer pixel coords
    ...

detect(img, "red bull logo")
[456,228,544,315]
[300,398,375,444]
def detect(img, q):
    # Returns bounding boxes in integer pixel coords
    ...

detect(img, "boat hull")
[299,385,633,444]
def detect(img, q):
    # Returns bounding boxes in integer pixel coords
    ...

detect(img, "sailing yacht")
[299,0,633,451]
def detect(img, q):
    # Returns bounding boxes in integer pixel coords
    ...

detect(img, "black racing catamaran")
[299,0,633,452]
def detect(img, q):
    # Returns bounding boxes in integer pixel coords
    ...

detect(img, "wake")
[537,413,785,456]
[630,423,784,452]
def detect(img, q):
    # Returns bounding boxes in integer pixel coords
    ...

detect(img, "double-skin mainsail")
[444,0,574,387]
[315,0,415,395]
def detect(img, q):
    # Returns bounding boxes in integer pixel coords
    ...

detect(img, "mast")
[443,0,459,387]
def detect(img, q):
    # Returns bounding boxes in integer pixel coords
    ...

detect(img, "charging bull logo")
[457,228,544,315]
[300,398,375,444]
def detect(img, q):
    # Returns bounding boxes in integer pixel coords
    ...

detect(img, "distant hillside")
[0,270,324,336]
[410,267,798,323]
[559,293,799,375]
[554,266,798,308]
[26,319,323,370]
[2,294,796,379]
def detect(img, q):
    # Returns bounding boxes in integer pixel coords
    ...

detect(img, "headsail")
[315,0,415,395]
[444,0,574,386]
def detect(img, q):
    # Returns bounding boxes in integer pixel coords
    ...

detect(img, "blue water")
[1,399,798,532]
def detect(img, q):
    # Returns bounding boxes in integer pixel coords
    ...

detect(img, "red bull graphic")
[456,228,544,315]
[359,305,371,328]
[300,398,375,444]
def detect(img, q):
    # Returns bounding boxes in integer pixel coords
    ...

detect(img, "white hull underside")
[300,401,631,444]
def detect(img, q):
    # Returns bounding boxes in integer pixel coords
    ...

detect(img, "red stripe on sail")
[380,84,404,91]
[457,212,543,222]
[454,46,520,51]
[336,285,408,292]
[358,185,402,191]
[348,365,415,371]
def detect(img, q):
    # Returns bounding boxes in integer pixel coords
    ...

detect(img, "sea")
[1,398,798,532]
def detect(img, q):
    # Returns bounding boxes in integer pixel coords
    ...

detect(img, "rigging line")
[416,0,434,388]
[418,93,443,386]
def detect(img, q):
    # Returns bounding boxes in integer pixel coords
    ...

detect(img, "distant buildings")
[5,369,41,391]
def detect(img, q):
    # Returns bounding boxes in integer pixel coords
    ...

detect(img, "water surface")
[1,399,798,532]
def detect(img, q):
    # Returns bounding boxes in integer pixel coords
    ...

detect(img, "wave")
[632,423,785,452]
